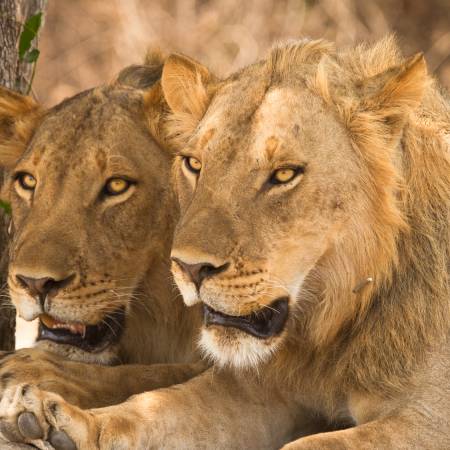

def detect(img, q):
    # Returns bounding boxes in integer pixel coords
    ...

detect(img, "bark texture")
[0,0,47,351]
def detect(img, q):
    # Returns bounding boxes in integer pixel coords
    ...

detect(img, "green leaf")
[0,200,12,216]
[25,12,42,34]
[19,12,42,60]
[24,48,40,63]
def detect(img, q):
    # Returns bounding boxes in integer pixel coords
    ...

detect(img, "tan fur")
[0,37,448,449]
[167,35,450,447]
[0,62,206,413]
[161,53,217,146]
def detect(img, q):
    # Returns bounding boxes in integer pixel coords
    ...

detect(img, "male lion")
[0,57,205,419]
[1,37,449,449]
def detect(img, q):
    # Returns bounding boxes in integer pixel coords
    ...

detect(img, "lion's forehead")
[200,85,336,167]
[21,92,153,180]
[251,87,306,160]
[31,86,144,155]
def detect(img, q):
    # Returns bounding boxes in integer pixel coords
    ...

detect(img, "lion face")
[162,42,427,368]
[170,85,356,368]
[0,75,172,363]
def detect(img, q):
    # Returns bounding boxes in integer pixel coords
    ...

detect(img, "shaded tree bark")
[1,0,47,92]
[0,0,47,351]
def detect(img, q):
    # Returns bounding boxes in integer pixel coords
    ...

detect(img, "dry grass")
[33,0,449,106]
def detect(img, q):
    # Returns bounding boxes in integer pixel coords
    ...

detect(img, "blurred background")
[33,0,450,106]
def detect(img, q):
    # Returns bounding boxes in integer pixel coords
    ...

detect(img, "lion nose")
[172,258,229,289]
[16,274,75,305]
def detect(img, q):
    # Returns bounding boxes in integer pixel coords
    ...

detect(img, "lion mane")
[164,35,450,415]
[273,37,450,401]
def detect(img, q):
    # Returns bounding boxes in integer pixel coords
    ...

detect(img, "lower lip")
[203,297,289,339]
[37,307,126,353]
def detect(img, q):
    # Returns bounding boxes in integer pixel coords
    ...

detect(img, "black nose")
[172,258,229,289]
[16,274,75,305]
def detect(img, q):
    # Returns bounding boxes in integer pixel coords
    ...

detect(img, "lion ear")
[360,53,428,134]
[161,53,215,138]
[116,50,165,90]
[0,86,42,168]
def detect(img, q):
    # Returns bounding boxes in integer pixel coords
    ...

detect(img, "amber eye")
[16,173,37,191]
[269,167,304,185]
[184,157,202,174]
[104,178,131,196]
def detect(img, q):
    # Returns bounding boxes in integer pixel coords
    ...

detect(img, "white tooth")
[47,319,86,336]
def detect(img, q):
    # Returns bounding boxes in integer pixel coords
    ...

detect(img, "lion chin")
[35,339,121,365]
[198,298,289,369]
[33,308,126,364]
[199,327,282,369]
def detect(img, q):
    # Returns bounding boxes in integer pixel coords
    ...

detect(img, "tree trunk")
[0,0,47,351]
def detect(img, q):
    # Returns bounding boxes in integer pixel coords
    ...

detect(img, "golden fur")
[0,37,448,449]
[0,60,205,415]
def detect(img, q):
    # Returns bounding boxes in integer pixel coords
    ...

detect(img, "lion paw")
[0,383,97,450]
[0,349,100,409]
[0,349,66,395]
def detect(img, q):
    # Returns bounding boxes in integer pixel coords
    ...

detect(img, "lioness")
[1,37,449,449]
[0,57,205,413]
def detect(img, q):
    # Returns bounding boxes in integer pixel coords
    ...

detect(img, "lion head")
[162,37,449,376]
[0,56,177,364]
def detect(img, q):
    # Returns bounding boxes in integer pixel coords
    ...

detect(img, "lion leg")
[283,380,450,449]
[283,343,450,450]
[0,383,167,450]
[0,368,311,450]
[281,418,401,450]
[0,383,99,450]
[0,349,207,409]
[281,406,450,450]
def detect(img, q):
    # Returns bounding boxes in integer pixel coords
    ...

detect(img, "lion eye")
[104,178,131,196]
[269,167,303,185]
[16,173,37,191]
[184,157,202,174]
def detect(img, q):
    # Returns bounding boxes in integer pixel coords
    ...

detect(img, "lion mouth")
[203,297,289,339]
[37,308,125,353]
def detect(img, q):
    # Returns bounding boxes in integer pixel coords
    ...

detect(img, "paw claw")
[49,428,77,450]
[17,412,43,440]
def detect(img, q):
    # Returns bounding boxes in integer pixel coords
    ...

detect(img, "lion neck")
[119,235,202,366]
